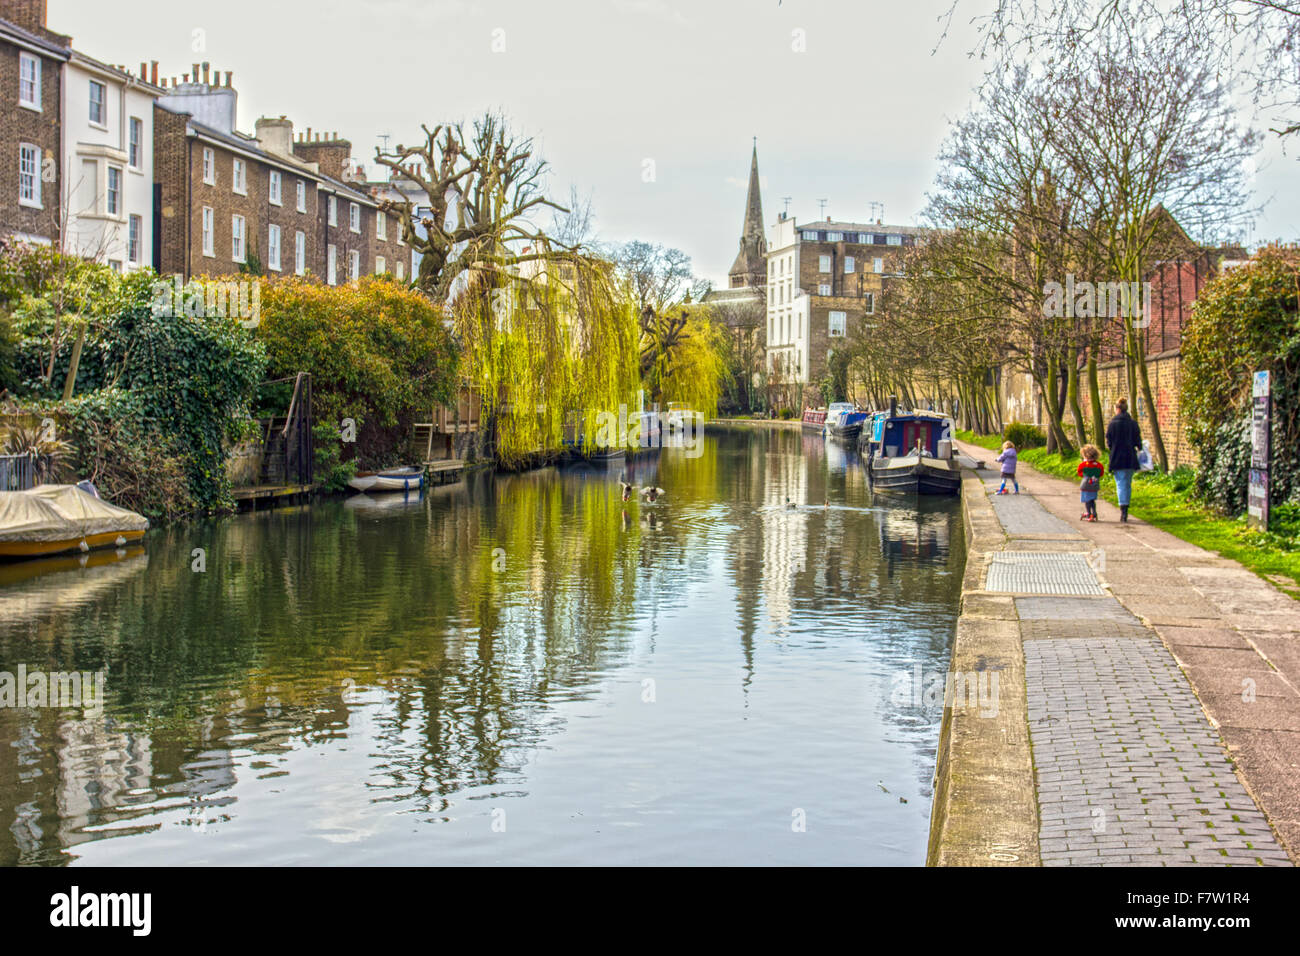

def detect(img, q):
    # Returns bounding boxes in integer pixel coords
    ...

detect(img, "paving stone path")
[968,454,1293,866]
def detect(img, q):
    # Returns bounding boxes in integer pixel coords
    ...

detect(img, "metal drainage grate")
[985,552,1106,596]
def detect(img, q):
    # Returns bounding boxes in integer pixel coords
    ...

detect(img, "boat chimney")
[889,395,897,418]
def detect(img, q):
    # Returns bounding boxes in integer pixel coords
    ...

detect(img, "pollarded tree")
[373,112,571,303]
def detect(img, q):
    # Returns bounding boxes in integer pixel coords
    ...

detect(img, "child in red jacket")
[1078,445,1105,521]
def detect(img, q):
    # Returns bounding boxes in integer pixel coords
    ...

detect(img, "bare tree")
[373,112,570,303]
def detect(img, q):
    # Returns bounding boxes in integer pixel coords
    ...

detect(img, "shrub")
[1183,248,1300,516]
[1003,421,1046,450]
[257,276,459,474]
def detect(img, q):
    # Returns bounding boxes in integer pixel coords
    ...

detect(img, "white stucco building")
[60,51,161,271]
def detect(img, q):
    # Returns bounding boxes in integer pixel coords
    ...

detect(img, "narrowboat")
[825,403,868,442]
[861,409,961,496]
[800,407,828,430]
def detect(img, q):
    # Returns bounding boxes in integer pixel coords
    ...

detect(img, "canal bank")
[930,442,1297,866]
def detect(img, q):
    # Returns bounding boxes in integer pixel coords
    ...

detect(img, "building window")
[268,224,281,271]
[376,211,386,240]
[801,230,819,241]
[232,158,247,194]
[826,231,842,242]
[829,311,846,337]
[106,166,122,216]
[296,180,306,212]
[327,244,337,285]
[108,260,122,273]
[396,261,405,280]
[844,256,855,274]
[18,143,41,207]
[349,203,360,233]
[232,214,246,262]
[328,196,337,227]
[865,293,875,314]
[128,117,143,169]
[128,214,142,263]
[818,255,831,273]
[202,206,214,256]
[817,283,831,296]
[88,80,106,125]
[874,257,883,273]
[295,230,306,275]
[376,255,386,274]
[348,249,360,280]
[269,170,282,205]
[19,54,40,110]
[202,148,215,184]
[887,234,902,246]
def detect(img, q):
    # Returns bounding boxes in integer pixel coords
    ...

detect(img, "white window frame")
[829,311,847,337]
[327,244,337,285]
[376,210,386,240]
[817,283,831,296]
[886,234,902,246]
[328,196,337,227]
[232,214,246,263]
[88,79,106,127]
[18,143,41,208]
[826,231,842,242]
[801,230,819,241]
[874,257,884,273]
[396,261,405,280]
[19,53,40,111]
[376,255,386,274]
[865,293,875,315]
[844,256,855,274]
[202,206,215,257]
[128,214,142,264]
[106,165,122,216]
[295,230,306,275]
[349,249,360,280]
[349,202,361,234]
[202,147,215,185]
[127,117,144,169]
[296,180,306,213]
[232,158,247,195]
[267,224,282,271]
[269,170,282,206]
[818,254,831,273]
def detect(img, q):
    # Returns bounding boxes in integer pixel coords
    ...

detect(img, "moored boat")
[862,409,961,496]
[347,466,424,494]
[825,403,868,441]
[0,484,149,559]
[801,407,827,430]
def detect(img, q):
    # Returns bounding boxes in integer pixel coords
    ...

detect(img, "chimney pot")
[225,71,232,87]
[151,61,159,85]
[202,62,210,84]
[140,61,148,80]
[192,62,200,82]
[183,73,190,83]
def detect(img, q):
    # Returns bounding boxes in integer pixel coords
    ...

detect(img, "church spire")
[729,139,767,289]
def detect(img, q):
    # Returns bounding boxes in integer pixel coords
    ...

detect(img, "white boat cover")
[0,485,149,543]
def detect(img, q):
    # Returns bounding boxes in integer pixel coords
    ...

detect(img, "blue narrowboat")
[861,408,961,495]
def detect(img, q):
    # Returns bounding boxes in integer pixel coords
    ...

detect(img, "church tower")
[728,140,767,289]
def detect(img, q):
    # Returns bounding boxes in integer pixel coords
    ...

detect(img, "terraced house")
[152,65,407,284]
[0,1,67,247]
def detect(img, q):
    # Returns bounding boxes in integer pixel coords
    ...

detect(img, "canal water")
[0,427,964,866]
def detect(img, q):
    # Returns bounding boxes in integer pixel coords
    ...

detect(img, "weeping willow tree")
[640,303,729,418]
[451,253,641,468]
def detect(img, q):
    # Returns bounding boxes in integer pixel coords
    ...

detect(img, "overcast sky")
[52,0,1300,287]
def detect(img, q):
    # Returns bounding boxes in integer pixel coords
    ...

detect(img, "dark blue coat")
[1106,412,1143,470]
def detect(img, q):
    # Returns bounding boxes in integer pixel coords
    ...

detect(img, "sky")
[51,0,1300,288]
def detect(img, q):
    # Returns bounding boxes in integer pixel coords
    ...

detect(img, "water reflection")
[0,428,964,865]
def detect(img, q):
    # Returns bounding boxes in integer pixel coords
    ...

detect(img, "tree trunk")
[62,325,86,402]
[1086,339,1105,446]
[1066,354,1087,448]
[1131,329,1168,471]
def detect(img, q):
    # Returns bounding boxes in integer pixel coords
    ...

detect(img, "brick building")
[0,2,67,246]
[152,66,407,283]
[765,216,919,409]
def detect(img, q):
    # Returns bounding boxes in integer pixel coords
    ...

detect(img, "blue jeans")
[1113,468,1135,507]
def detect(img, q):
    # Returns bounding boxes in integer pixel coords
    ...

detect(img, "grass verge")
[955,429,1300,596]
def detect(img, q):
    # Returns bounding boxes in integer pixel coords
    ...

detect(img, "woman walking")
[1105,398,1143,523]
